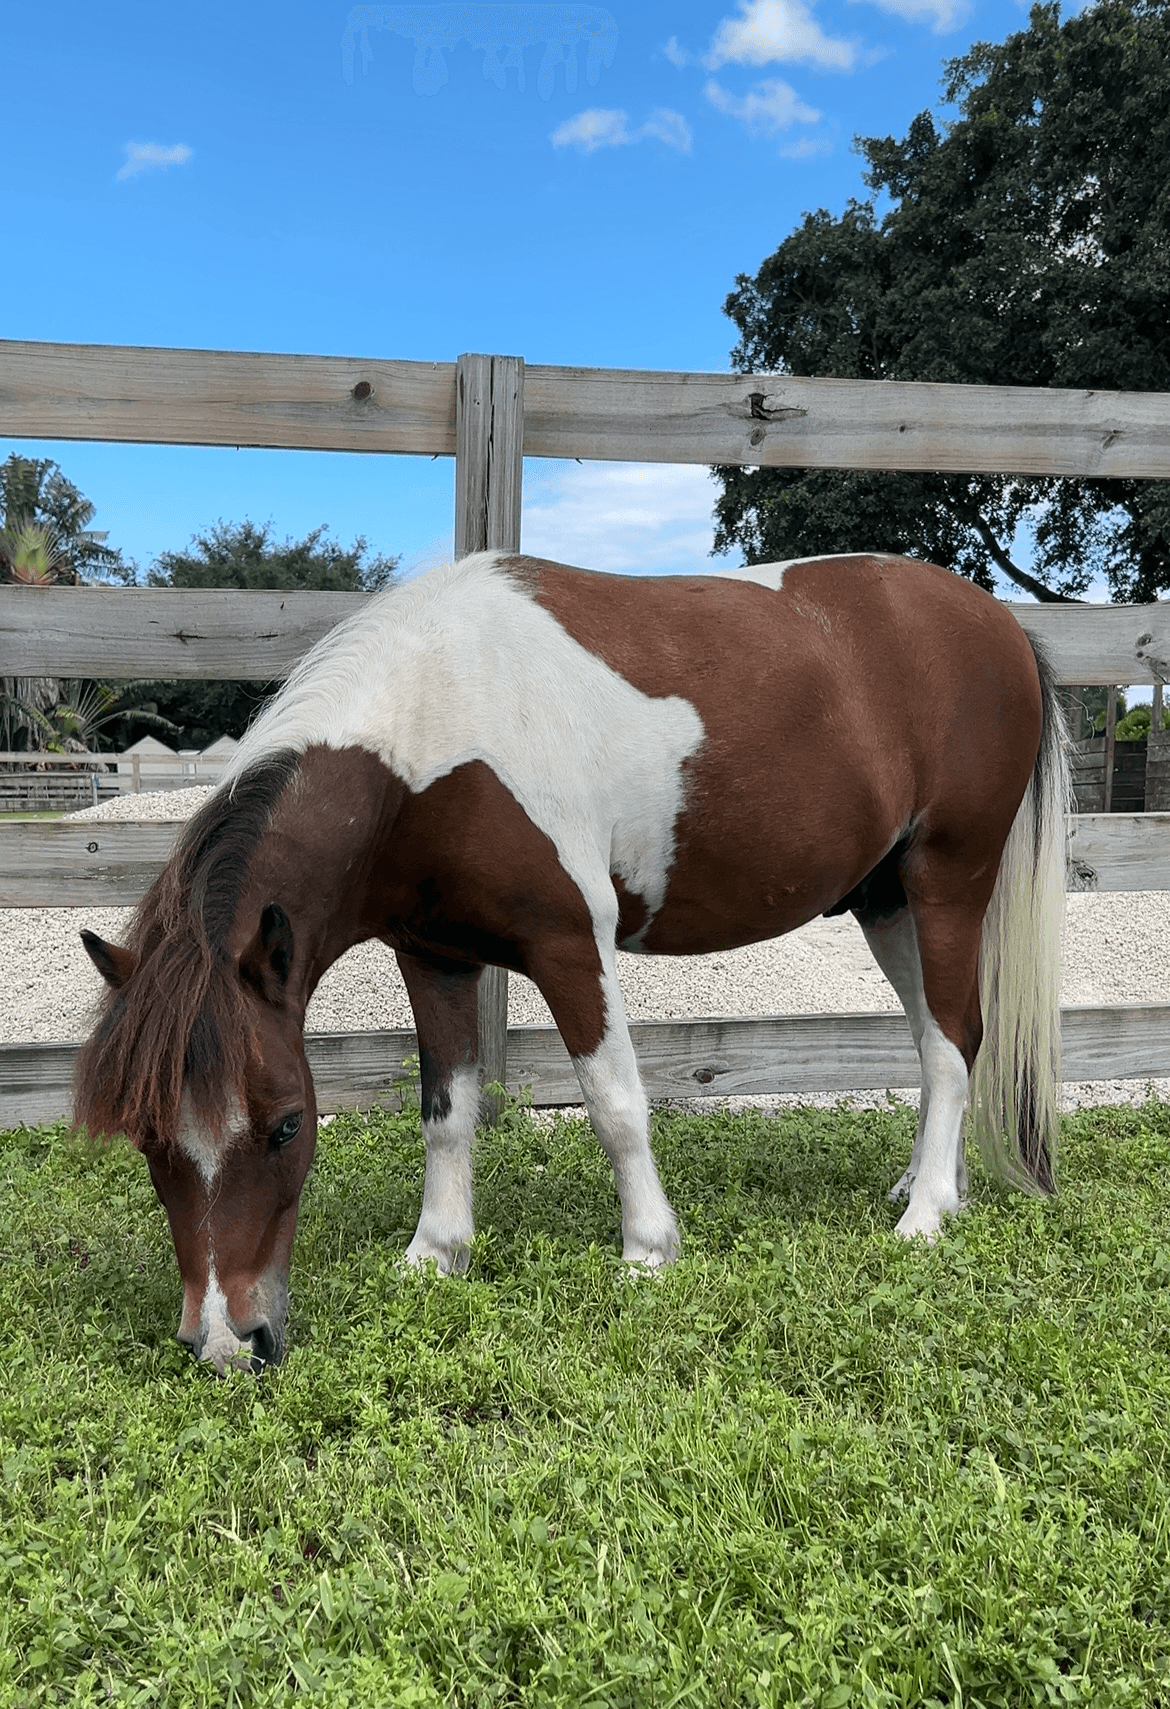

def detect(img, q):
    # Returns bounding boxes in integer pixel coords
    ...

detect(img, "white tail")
[968,640,1070,1194]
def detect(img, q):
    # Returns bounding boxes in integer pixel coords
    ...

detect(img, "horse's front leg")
[531,932,679,1268]
[395,951,482,1274]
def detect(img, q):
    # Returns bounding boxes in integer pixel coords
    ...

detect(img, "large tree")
[124,520,401,749]
[715,0,1170,604]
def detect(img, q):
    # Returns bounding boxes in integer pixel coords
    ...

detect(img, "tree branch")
[956,504,1083,604]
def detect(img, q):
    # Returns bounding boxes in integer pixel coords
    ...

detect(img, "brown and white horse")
[74,552,1068,1373]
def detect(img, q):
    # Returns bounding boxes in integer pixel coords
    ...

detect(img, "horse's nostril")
[249,1322,279,1367]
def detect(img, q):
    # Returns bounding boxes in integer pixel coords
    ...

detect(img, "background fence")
[2,339,1169,1127]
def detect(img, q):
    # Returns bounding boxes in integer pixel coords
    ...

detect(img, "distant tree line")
[0,453,399,753]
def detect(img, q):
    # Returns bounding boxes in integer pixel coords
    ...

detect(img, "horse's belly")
[621,837,881,956]
[636,890,821,955]
[621,785,908,957]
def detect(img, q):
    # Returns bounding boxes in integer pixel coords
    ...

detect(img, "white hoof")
[894,1198,958,1242]
[403,1230,471,1275]
[621,1219,680,1269]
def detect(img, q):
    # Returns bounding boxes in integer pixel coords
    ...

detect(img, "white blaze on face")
[199,1247,252,1372]
[176,1092,247,1191]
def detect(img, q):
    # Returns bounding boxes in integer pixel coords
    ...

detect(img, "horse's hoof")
[894,1200,958,1242]
[402,1237,471,1275]
[621,1227,680,1269]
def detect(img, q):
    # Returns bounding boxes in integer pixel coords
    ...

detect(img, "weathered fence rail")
[4,338,1170,477]
[5,1005,1168,1131]
[3,585,1170,684]
[2,337,1168,1128]
[3,811,1168,909]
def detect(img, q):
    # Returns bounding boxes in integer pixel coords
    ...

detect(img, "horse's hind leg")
[859,906,974,1239]
[395,952,481,1274]
[859,910,968,1209]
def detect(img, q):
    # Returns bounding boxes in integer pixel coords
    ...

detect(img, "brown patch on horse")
[377,758,609,1058]
[73,751,301,1151]
[506,554,905,946]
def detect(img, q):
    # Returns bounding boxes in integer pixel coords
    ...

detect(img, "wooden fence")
[0,753,111,813]
[2,338,1169,1128]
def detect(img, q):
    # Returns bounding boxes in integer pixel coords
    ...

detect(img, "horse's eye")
[269,1112,302,1150]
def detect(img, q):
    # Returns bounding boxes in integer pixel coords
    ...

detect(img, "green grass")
[2,1095,1170,1707]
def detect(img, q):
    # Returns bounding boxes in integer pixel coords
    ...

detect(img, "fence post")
[1149,678,1169,812]
[454,352,525,1114]
[1103,686,1118,814]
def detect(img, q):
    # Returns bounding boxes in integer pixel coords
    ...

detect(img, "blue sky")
[5,0,1048,585]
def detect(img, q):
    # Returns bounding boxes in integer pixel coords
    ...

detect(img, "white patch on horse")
[176,1092,246,1190]
[199,1248,250,1373]
[403,1062,478,1275]
[226,553,706,945]
[718,554,870,592]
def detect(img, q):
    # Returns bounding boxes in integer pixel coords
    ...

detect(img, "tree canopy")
[715,0,1170,603]
[128,520,401,750]
[147,518,399,595]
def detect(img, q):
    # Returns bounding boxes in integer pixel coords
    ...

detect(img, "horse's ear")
[80,930,137,990]
[240,902,295,1001]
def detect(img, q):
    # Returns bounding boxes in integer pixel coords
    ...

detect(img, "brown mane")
[73,751,300,1150]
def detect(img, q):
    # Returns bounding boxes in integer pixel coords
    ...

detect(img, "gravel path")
[4,788,1167,1113]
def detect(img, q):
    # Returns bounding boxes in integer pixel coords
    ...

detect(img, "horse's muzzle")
[177,1290,288,1376]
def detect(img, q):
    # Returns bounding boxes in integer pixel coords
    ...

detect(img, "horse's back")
[511,552,1042,952]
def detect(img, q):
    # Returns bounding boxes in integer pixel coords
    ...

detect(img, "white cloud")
[551,107,692,154]
[663,35,691,67]
[707,0,857,72]
[705,77,820,134]
[550,109,632,151]
[116,141,193,181]
[641,108,693,151]
[521,462,732,577]
[850,0,969,30]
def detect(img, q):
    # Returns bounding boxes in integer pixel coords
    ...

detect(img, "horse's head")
[76,898,318,1375]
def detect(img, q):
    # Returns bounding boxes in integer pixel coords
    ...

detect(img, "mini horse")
[74,552,1068,1373]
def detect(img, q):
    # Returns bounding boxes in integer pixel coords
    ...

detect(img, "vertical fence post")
[454,352,525,1114]
[1103,686,1118,814]
[1149,677,1168,812]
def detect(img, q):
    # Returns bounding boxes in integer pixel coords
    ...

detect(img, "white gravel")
[3,788,1167,1113]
